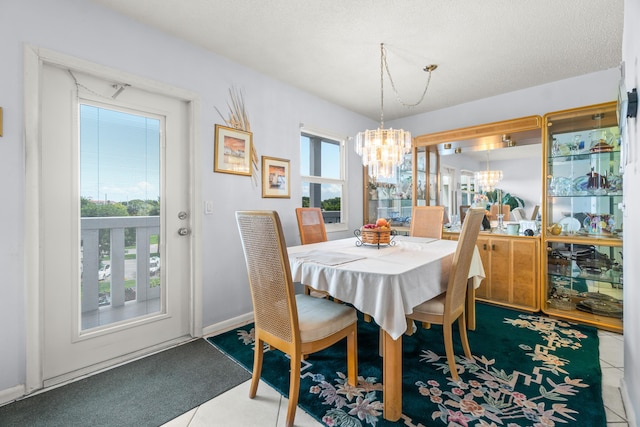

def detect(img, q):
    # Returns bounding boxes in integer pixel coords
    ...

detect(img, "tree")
[321,197,341,211]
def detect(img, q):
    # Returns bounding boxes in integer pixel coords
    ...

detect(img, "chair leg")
[286,352,302,427]
[458,312,472,360]
[405,318,415,336]
[346,327,358,386]
[249,339,264,398]
[443,322,459,382]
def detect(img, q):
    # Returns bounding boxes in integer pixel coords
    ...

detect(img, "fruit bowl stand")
[354,227,397,248]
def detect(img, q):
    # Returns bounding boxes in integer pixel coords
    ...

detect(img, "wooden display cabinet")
[542,102,623,332]
[443,231,540,312]
[475,234,540,311]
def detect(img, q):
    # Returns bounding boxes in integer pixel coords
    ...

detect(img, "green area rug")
[208,303,605,426]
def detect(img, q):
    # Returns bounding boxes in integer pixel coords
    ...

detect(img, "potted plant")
[483,189,525,211]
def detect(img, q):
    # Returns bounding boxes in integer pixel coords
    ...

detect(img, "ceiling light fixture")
[355,43,437,178]
[475,150,503,192]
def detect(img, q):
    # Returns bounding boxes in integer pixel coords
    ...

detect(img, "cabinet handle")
[492,244,496,251]
[483,243,487,250]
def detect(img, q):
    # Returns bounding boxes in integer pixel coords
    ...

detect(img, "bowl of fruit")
[358,218,394,246]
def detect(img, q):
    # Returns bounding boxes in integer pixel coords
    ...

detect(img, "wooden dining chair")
[295,207,327,245]
[410,206,445,239]
[295,207,332,298]
[406,207,484,381]
[235,210,358,427]
[488,204,510,221]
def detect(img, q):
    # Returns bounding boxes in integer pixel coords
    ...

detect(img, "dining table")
[287,235,485,421]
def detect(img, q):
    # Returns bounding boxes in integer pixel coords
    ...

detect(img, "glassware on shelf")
[496,214,504,232]
[571,135,581,155]
[552,138,560,156]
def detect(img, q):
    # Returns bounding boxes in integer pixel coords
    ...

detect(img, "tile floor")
[163,330,628,427]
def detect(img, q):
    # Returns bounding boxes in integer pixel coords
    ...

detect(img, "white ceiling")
[89,0,623,122]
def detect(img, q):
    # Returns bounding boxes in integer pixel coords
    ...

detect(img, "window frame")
[300,127,348,233]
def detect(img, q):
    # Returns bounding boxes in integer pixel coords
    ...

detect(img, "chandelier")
[475,151,503,192]
[355,43,437,178]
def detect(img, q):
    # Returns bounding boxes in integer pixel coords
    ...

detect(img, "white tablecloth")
[288,236,485,340]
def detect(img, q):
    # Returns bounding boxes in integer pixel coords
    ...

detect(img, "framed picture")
[214,124,253,176]
[262,156,290,198]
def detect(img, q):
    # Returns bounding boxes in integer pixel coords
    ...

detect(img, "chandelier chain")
[379,43,385,128]
[381,44,435,109]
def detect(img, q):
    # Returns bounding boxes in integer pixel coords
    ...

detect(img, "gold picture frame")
[262,156,290,198]
[214,124,253,176]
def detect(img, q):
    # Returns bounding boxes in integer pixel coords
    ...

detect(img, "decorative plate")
[576,299,623,318]
[548,299,575,311]
[558,216,581,232]
[578,292,620,302]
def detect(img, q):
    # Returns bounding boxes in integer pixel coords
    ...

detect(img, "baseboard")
[202,312,254,338]
[620,378,637,427]
[0,384,25,407]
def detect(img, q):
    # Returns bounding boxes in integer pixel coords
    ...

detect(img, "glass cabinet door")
[363,152,414,233]
[543,102,623,332]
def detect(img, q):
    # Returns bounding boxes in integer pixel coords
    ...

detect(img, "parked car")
[98,263,111,281]
[149,257,160,276]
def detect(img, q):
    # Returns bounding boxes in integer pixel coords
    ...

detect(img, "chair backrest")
[445,207,484,315]
[530,205,540,221]
[459,205,470,223]
[489,204,510,221]
[511,207,527,222]
[295,207,327,245]
[410,206,445,239]
[236,210,298,345]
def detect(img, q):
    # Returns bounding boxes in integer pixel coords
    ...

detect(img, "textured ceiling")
[89,0,623,122]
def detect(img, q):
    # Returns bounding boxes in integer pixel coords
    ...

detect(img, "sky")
[300,135,342,200]
[80,105,161,203]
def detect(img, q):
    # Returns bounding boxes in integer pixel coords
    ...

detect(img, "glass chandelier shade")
[355,43,435,179]
[355,127,411,178]
[475,150,503,192]
[474,169,503,192]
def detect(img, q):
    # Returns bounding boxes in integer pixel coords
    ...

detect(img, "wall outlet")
[204,201,213,214]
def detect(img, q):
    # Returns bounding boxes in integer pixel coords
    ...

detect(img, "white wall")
[391,68,621,136]
[621,0,639,423]
[0,0,375,395]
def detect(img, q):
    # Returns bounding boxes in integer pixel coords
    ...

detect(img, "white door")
[39,62,193,386]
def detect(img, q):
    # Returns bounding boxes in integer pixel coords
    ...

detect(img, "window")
[460,170,475,207]
[300,129,347,231]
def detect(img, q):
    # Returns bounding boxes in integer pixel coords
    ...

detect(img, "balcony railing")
[81,216,160,314]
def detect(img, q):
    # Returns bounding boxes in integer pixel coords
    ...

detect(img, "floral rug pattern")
[211,306,603,427]
[416,312,591,427]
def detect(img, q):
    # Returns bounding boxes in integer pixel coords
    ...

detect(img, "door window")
[80,104,162,330]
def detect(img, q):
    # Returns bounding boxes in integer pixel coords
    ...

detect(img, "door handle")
[178,227,190,236]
